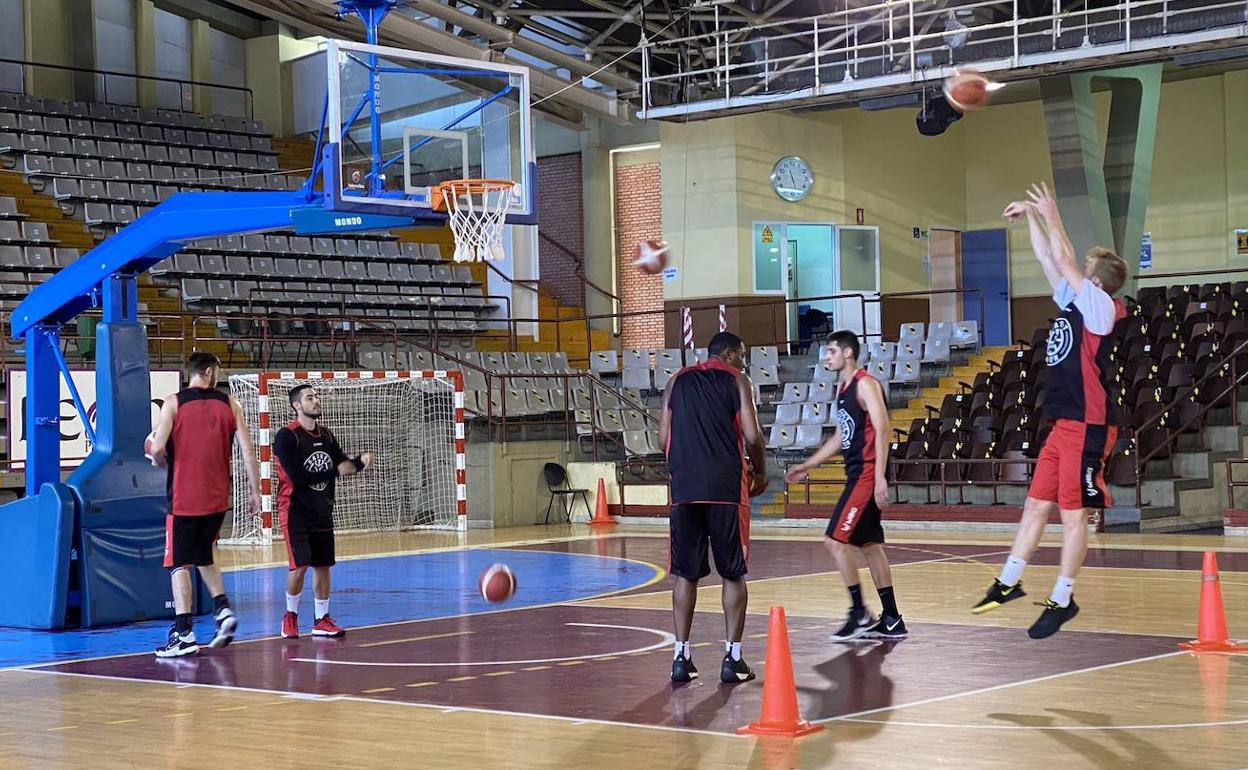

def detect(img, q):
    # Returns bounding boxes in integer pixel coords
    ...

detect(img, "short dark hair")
[289,383,314,408]
[185,351,219,380]
[826,330,860,360]
[707,331,744,358]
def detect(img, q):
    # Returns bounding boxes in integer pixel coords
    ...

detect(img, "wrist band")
[351,456,365,472]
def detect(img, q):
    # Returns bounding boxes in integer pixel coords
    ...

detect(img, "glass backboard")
[325,39,535,223]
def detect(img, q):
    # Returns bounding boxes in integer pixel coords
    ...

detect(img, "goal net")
[223,370,466,545]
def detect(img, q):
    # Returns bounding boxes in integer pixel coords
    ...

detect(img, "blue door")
[961,229,1010,347]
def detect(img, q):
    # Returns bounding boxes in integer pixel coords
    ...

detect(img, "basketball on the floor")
[634,239,669,275]
[479,563,517,602]
[943,70,994,112]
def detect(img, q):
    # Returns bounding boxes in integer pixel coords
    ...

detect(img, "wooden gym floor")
[1,526,1246,769]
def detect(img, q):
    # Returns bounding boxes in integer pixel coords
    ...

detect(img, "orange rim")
[432,178,515,212]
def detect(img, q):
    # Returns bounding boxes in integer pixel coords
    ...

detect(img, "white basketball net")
[440,179,518,263]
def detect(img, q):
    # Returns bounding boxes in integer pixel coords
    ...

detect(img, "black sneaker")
[671,654,699,683]
[863,614,909,640]
[831,609,875,642]
[1027,598,1080,639]
[209,607,238,649]
[971,579,1027,615]
[719,654,755,683]
[155,627,199,658]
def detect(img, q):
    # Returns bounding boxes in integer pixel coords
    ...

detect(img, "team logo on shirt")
[837,409,855,450]
[1046,318,1074,367]
[305,450,333,492]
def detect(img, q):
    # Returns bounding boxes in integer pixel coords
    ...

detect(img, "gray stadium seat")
[778,383,808,403]
[773,403,802,425]
[766,424,796,451]
[590,350,619,374]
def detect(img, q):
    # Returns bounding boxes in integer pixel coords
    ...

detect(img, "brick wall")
[536,153,585,308]
[614,162,663,349]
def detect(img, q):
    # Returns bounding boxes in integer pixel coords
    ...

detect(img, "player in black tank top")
[787,331,908,641]
[659,332,768,684]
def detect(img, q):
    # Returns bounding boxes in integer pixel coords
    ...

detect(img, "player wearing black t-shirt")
[274,384,374,638]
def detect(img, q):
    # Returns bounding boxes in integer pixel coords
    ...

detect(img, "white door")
[833,225,881,341]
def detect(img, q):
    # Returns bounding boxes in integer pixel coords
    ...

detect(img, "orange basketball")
[943,70,993,112]
[479,563,517,603]
[634,239,669,275]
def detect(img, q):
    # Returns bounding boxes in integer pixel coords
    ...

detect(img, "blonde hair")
[1086,247,1128,295]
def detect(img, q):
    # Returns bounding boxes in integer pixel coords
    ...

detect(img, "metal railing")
[639,0,1248,118]
[0,57,255,119]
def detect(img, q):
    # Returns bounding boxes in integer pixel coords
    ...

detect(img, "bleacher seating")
[0,95,493,341]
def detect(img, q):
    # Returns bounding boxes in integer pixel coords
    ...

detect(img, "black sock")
[175,613,192,634]
[213,594,230,612]
[847,584,865,614]
[878,586,899,618]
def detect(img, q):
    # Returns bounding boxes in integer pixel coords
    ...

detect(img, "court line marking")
[358,631,474,648]
[289,622,675,668]
[588,550,1013,603]
[814,650,1188,724]
[9,553,667,672]
[838,716,1248,731]
[22,668,750,740]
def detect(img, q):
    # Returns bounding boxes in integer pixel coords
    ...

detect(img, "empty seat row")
[0,131,278,172]
[156,253,472,288]
[0,111,273,152]
[0,219,53,244]
[16,155,299,192]
[0,93,266,136]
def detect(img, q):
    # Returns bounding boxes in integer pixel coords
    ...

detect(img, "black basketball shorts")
[669,502,749,580]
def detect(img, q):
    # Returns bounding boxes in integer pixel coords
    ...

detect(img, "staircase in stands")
[755,346,1008,517]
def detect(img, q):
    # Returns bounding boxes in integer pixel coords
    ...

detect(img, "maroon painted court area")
[39,536,1199,735]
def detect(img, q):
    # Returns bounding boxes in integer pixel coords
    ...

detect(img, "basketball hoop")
[433,179,518,263]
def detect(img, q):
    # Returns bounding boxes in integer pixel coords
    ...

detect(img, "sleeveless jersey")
[836,369,877,477]
[1042,291,1126,425]
[665,359,748,505]
[167,387,236,516]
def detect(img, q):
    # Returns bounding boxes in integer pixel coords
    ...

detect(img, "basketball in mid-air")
[634,240,669,275]
[943,70,995,112]
[479,563,517,603]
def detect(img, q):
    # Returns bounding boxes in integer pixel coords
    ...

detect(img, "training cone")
[738,607,823,737]
[1179,551,1248,653]
[589,478,616,527]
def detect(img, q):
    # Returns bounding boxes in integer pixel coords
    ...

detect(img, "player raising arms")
[973,182,1128,638]
[149,352,261,657]
[275,384,373,638]
[787,331,906,641]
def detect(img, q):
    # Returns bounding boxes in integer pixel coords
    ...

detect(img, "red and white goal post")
[222,370,467,545]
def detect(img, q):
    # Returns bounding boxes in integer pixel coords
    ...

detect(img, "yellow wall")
[657,70,1248,302]
[23,0,72,100]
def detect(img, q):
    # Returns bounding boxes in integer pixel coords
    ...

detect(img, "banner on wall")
[1140,231,1152,270]
[1236,229,1248,255]
[6,370,180,468]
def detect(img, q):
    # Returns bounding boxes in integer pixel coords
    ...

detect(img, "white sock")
[285,592,299,613]
[315,598,329,620]
[1050,576,1075,607]
[673,641,690,659]
[726,641,742,661]
[999,556,1026,587]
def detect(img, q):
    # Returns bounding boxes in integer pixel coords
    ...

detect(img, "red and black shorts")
[669,502,749,580]
[163,511,226,568]
[1028,418,1116,510]
[826,469,885,546]
[282,507,337,569]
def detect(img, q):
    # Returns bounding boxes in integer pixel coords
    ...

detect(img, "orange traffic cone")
[1179,552,1248,653]
[589,478,616,528]
[738,607,823,737]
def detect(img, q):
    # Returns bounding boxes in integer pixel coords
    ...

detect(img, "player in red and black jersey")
[148,352,261,657]
[973,182,1129,638]
[274,384,373,639]
[787,331,905,642]
[660,332,768,685]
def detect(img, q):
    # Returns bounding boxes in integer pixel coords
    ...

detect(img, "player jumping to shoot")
[274,384,374,638]
[787,331,907,641]
[972,182,1127,638]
